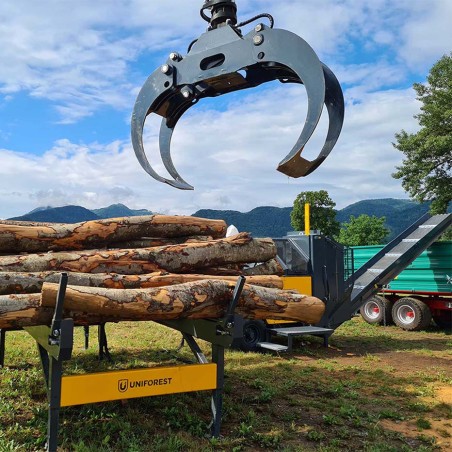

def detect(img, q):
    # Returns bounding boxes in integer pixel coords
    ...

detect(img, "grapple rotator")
[131,0,344,190]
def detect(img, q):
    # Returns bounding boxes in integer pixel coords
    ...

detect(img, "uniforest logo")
[118,379,128,393]
[117,377,173,393]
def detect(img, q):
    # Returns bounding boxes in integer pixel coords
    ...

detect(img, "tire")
[433,311,452,330]
[360,295,392,325]
[231,320,267,352]
[392,297,432,331]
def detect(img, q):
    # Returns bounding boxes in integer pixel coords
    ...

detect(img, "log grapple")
[131,0,344,189]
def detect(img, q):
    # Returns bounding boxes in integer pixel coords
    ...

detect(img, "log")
[0,271,283,294]
[105,235,213,249]
[243,259,284,276]
[40,280,325,324]
[0,294,125,329]
[0,293,53,328]
[200,265,244,276]
[201,259,284,277]
[0,233,276,274]
[0,215,226,253]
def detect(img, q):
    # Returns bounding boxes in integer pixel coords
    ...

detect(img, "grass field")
[0,318,451,451]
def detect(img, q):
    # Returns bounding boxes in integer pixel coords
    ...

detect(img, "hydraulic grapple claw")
[277,63,344,177]
[131,1,344,189]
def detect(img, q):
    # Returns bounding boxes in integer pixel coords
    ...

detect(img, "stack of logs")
[0,215,325,329]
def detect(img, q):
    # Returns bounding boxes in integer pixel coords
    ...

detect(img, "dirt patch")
[291,329,452,450]
[362,351,451,376]
[306,344,452,376]
[380,419,452,450]
[436,386,452,405]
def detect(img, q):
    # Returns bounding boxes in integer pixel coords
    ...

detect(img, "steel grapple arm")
[131,0,344,189]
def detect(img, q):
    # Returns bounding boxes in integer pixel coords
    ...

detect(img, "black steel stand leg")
[38,344,50,386]
[210,344,225,438]
[98,323,112,362]
[83,326,89,350]
[0,329,5,368]
[287,336,293,353]
[47,356,63,452]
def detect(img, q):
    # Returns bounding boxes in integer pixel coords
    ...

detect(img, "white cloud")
[0,83,420,218]
[0,1,202,122]
[399,0,452,71]
[2,0,449,123]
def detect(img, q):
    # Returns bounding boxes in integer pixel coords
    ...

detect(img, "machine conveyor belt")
[323,213,451,330]
[351,214,451,308]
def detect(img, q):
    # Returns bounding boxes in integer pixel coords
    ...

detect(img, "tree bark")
[0,293,53,328]
[40,280,325,324]
[0,294,125,329]
[0,215,226,253]
[243,259,284,276]
[0,271,283,294]
[198,265,244,276]
[107,235,213,249]
[0,233,276,274]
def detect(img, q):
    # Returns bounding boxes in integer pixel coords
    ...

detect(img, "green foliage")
[338,214,389,246]
[416,418,432,430]
[393,53,452,215]
[290,190,340,237]
[306,428,326,441]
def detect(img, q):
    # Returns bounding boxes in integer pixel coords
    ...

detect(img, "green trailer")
[353,242,452,330]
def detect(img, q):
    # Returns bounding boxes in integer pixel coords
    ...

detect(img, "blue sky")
[0,0,450,219]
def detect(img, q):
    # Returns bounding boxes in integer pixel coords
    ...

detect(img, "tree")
[290,190,340,237]
[338,215,389,246]
[392,53,452,215]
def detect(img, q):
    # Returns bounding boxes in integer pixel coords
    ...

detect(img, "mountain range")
[6,198,447,242]
[8,204,153,223]
[196,199,452,241]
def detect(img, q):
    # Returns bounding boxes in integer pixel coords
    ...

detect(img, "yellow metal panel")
[266,276,313,325]
[282,276,312,295]
[266,319,295,325]
[60,363,217,407]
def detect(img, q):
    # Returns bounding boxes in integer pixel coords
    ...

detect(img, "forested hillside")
[7,199,446,241]
[9,204,152,223]
[195,199,446,240]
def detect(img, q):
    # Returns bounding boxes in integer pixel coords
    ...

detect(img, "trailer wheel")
[361,295,392,325]
[433,312,452,330]
[231,320,266,352]
[392,297,432,331]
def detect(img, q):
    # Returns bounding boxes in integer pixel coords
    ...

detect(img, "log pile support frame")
[24,273,245,452]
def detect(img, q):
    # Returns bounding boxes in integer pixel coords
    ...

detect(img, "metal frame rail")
[0,324,110,368]
[22,274,245,451]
